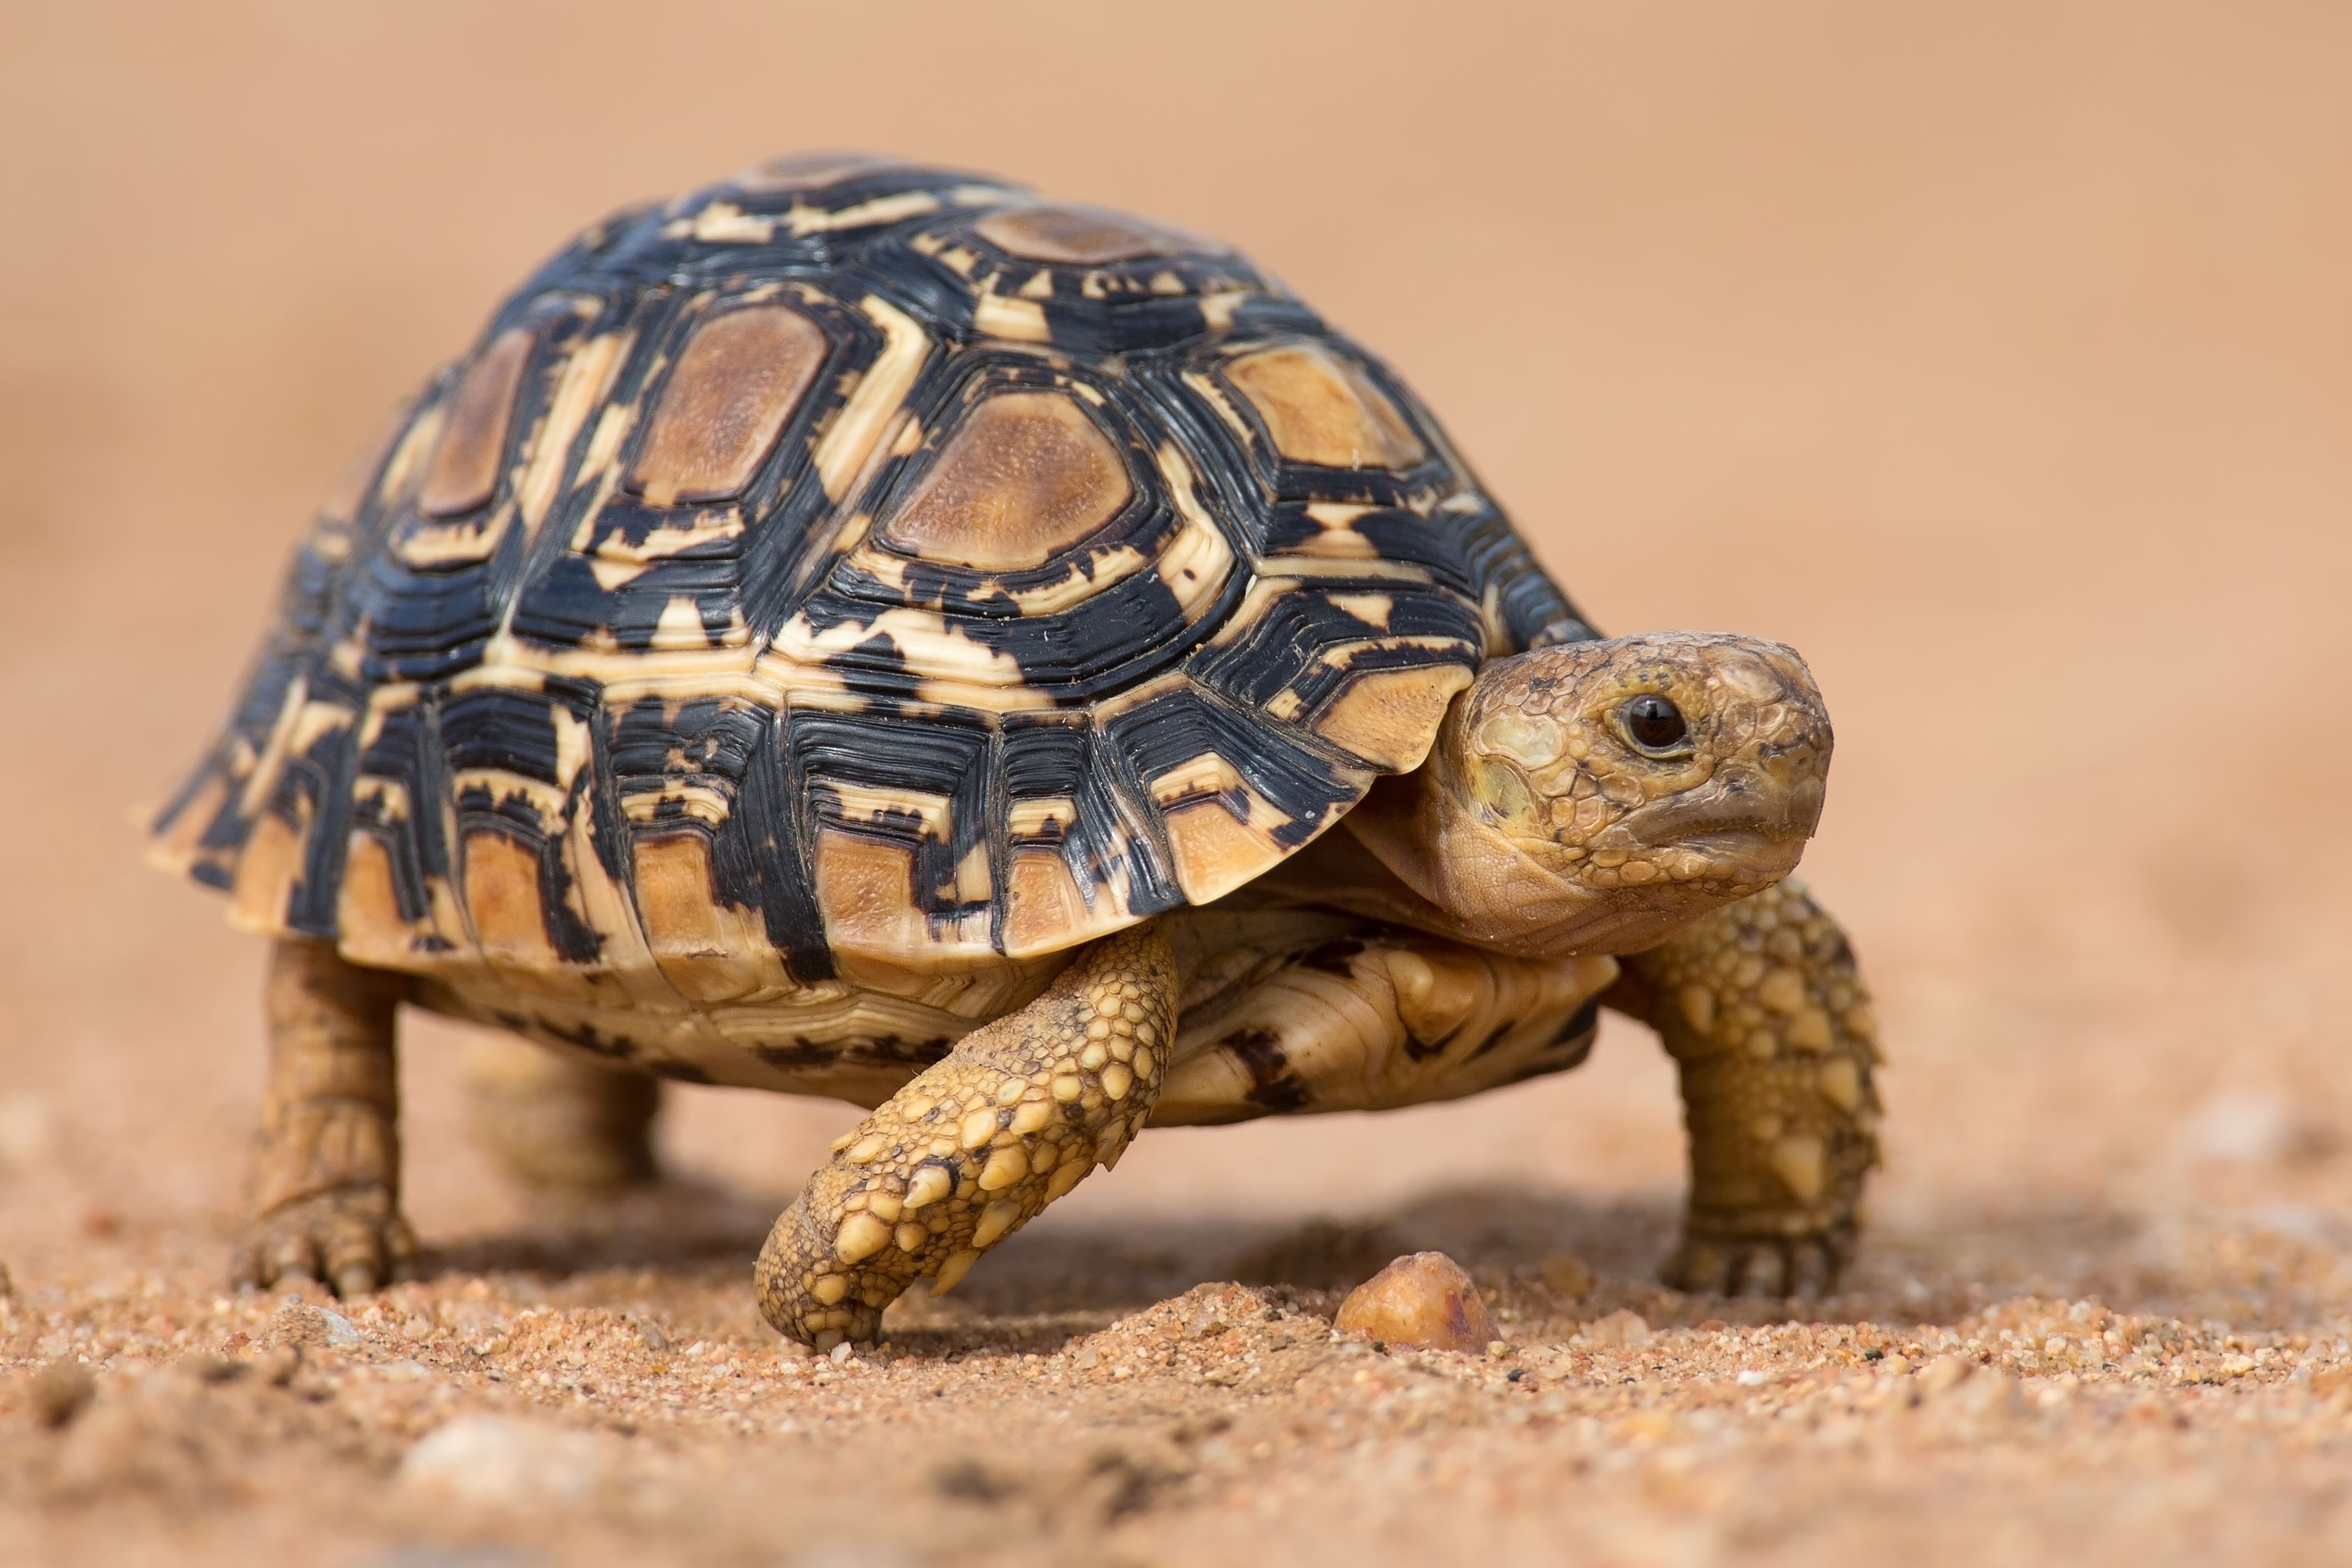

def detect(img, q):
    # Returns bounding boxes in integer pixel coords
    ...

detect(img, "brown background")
[3,0,2349,1363]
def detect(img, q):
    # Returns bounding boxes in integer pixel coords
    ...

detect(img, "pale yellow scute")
[420,328,534,517]
[632,305,827,506]
[877,391,1130,571]
[1224,342,1425,470]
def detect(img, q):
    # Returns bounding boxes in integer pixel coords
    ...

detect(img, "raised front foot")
[1626,879,1882,1299]
[233,1187,417,1298]
[756,923,1175,1350]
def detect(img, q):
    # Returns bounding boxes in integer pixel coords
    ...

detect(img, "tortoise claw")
[233,1189,414,1299]
[1662,1220,1854,1301]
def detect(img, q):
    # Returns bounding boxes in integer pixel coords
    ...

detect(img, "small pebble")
[1333,1252,1497,1353]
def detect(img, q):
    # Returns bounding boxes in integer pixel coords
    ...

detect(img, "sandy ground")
[4,2,2352,1563]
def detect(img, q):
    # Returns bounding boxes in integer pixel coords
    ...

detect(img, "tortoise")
[149,153,1881,1348]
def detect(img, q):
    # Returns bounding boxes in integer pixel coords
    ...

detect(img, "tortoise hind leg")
[233,937,417,1298]
[462,1033,662,1195]
[756,922,1174,1350]
[1621,879,1883,1298]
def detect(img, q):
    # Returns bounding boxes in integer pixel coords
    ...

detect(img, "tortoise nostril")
[1623,695,1688,753]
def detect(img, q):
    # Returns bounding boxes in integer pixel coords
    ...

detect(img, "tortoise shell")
[151,154,1591,1004]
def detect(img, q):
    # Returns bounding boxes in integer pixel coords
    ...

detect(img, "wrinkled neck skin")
[1323,767,1728,959]
[1277,631,1830,959]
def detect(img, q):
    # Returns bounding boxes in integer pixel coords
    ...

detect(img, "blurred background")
[2,0,2347,1285]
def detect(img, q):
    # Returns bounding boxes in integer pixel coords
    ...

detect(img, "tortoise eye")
[1622,694,1689,753]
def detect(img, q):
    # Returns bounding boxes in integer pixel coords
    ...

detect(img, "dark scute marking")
[530,1018,638,1064]
[1106,685,1359,852]
[794,708,988,804]
[1220,1027,1310,1113]
[279,717,360,938]
[353,700,452,916]
[354,549,502,684]
[1454,498,1599,650]
[440,685,564,783]
[1192,587,1484,716]
[648,1059,716,1085]
[752,1035,953,1071]
[1400,1025,1454,1063]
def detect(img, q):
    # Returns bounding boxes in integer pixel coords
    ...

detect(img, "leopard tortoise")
[150,152,1882,1348]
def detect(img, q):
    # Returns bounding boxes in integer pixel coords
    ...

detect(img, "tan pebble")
[1080,1042,1110,1071]
[1010,1099,1053,1134]
[811,1274,849,1305]
[1748,1113,1785,1140]
[1732,956,1766,989]
[1919,1354,1975,1395]
[1045,1156,1088,1201]
[1122,1002,1145,1023]
[895,1222,927,1252]
[1136,1052,1157,1083]
[1109,1036,1134,1063]
[1769,1135,1825,1202]
[1817,1057,1860,1111]
[972,1200,1021,1249]
[835,1212,892,1265]
[1620,860,1657,884]
[1584,1309,1650,1347]
[1843,1003,1878,1041]
[905,1165,954,1210]
[1744,1028,1780,1061]
[1677,984,1716,1034]
[960,1108,999,1150]
[1334,1252,1497,1353]
[1757,969,1804,1014]
[1097,996,1123,1018]
[995,1079,1025,1105]
[978,1146,1030,1190]
[1101,1063,1134,1101]
[932,1249,982,1295]
[1051,1075,1084,1102]
[928,1138,957,1159]
[1136,1021,1158,1045]
[827,1131,857,1154]
[1086,1019,1111,1041]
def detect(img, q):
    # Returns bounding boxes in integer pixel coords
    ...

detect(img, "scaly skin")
[1625,879,1881,1296]
[233,938,416,1297]
[462,1030,662,1194]
[755,923,1175,1350]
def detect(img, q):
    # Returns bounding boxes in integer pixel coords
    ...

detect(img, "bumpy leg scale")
[755,923,1175,1349]
[1629,880,1882,1297]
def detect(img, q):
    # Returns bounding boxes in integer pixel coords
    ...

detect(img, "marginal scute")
[877,391,1132,571]
[631,831,785,1004]
[973,204,1183,266]
[419,328,535,517]
[631,305,828,506]
[1312,665,1474,772]
[1224,343,1426,470]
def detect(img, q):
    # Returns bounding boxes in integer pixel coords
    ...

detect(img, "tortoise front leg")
[756,923,1174,1351]
[232,938,417,1297]
[1621,880,1882,1297]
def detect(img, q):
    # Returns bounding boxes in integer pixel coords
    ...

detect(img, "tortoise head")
[1346,631,1834,955]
